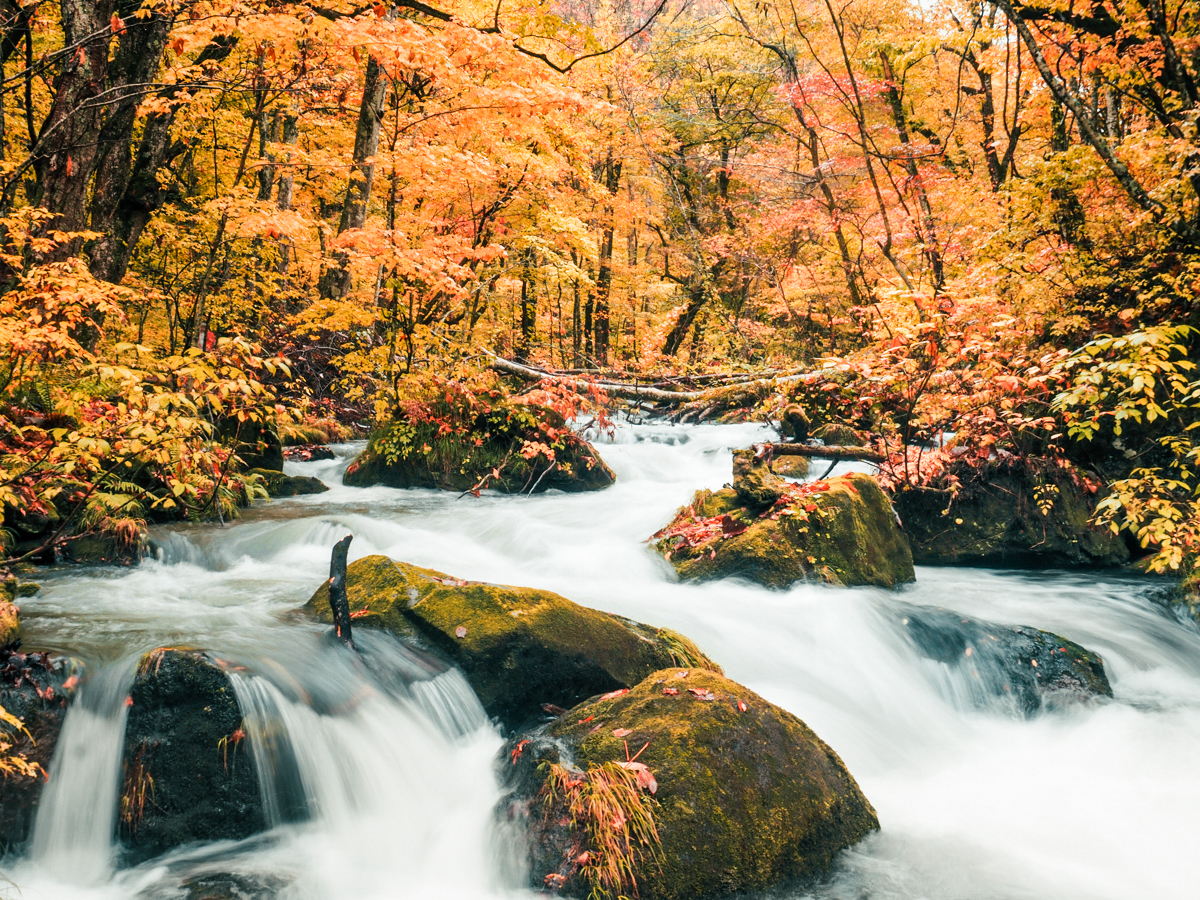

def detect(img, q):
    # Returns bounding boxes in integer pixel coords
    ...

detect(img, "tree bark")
[594,150,621,365]
[320,55,389,300]
[32,0,118,246]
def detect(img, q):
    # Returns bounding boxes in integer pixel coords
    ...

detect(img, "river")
[4,421,1200,900]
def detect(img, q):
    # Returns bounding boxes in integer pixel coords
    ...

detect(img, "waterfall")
[28,662,137,885]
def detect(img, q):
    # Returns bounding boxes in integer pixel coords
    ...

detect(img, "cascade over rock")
[343,403,614,493]
[503,668,879,900]
[306,555,720,729]
[120,649,265,863]
[896,603,1113,712]
[653,456,913,588]
[0,649,79,853]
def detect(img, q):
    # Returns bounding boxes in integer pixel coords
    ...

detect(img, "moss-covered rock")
[344,401,614,494]
[892,465,1128,568]
[897,604,1112,713]
[120,649,264,863]
[0,650,80,853]
[306,555,720,729]
[653,468,914,589]
[503,668,878,900]
[247,468,329,498]
[770,456,810,479]
[0,599,17,646]
[218,419,284,472]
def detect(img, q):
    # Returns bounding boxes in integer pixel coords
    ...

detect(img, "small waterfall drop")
[28,662,137,885]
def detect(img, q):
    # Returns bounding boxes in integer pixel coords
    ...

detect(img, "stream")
[4,420,1200,900]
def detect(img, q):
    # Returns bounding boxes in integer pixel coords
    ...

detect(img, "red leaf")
[618,760,658,794]
[454,625,467,638]
[599,688,629,701]
[737,700,747,712]
[662,687,678,696]
[612,728,632,738]
[720,515,748,536]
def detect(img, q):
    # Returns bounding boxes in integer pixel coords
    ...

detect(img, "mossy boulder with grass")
[896,603,1112,713]
[891,463,1128,568]
[503,668,879,900]
[0,649,80,853]
[306,555,720,729]
[343,396,614,494]
[653,459,913,589]
[120,649,264,863]
[247,468,329,498]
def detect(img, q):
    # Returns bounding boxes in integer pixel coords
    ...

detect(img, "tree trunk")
[32,0,117,247]
[319,55,389,300]
[594,150,621,365]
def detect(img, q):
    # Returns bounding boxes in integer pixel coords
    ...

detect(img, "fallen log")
[755,442,887,464]
[485,351,810,406]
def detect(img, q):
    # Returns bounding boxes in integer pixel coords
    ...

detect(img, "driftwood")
[328,534,355,649]
[485,351,810,406]
[755,442,887,464]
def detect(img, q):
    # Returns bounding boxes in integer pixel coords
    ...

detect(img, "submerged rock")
[0,649,79,853]
[503,668,879,900]
[306,555,720,729]
[892,465,1128,568]
[897,604,1112,712]
[343,402,614,494]
[653,461,913,589]
[120,649,264,863]
[247,468,329,498]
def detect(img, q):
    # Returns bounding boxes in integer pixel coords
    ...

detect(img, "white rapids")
[4,420,1200,900]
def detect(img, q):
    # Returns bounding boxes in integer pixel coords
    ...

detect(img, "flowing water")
[4,421,1200,900]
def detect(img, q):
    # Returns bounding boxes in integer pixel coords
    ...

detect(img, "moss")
[811,424,866,447]
[343,402,615,494]
[121,649,264,864]
[0,600,16,647]
[509,669,879,900]
[15,582,40,597]
[770,456,810,478]
[656,473,914,589]
[892,468,1129,568]
[307,556,720,729]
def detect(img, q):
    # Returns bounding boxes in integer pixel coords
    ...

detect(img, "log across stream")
[4,420,1200,900]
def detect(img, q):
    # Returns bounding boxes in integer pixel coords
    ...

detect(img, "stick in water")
[329,534,355,649]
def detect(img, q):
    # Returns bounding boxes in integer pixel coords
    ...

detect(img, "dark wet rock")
[120,649,264,863]
[0,649,80,853]
[502,668,879,900]
[892,465,1128,568]
[282,444,336,462]
[306,555,720,730]
[343,403,614,494]
[247,468,329,498]
[653,466,914,589]
[179,872,290,900]
[896,603,1112,713]
[219,419,284,472]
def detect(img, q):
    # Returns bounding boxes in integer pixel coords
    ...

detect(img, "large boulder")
[343,402,614,494]
[120,649,264,863]
[896,604,1112,713]
[0,649,79,853]
[306,555,720,730]
[503,668,879,900]
[892,464,1128,568]
[0,599,16,646]
[247,468,329,498]
[652,462,914,589]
